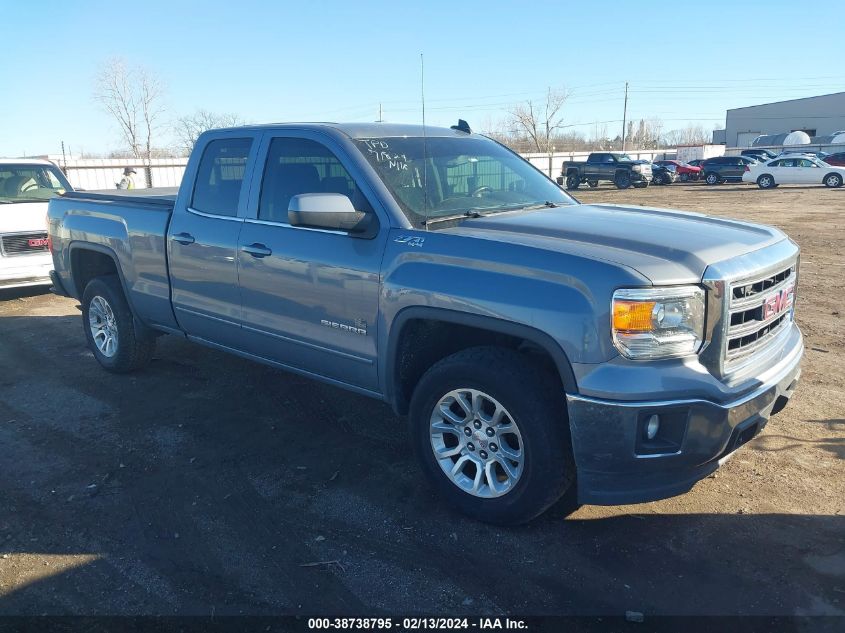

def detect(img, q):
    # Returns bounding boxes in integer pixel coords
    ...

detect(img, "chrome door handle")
[172,232,195,245]
[242,243,272,258]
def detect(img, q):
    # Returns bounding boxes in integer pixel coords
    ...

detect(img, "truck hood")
[0,200,49,234]
[445,203,786,284]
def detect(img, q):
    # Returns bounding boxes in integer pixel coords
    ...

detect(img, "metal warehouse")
[725,91,845,147]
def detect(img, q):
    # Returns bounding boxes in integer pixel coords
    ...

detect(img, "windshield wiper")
[484,200,559,212]
[422,210,485,227]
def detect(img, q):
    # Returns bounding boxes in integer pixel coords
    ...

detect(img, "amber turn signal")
[612,301,655,332]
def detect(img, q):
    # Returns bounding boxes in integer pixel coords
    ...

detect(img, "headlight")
[632,164,642,172]
[612,286,706,359]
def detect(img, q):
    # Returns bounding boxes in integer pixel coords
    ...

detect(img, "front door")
[236,133,388,391]
[168,136,257,348]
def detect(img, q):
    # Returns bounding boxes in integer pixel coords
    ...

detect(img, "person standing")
[116,167,137,190]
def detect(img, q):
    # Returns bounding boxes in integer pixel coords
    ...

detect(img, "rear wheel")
[614,171,631,189]
[824,173,843,188]
[705,172,720,185]
[757,174,775,189]
[82,276,155,373]
[565,173,580,190]
[679,172,690,183]
[409,347,576,525]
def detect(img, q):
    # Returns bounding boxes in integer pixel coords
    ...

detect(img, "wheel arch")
[68,243,148,329]
[384,306,578,415]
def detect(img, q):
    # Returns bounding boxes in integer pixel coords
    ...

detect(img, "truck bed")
[49,189,179,332]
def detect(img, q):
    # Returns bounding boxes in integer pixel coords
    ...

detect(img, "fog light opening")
[645,414,660,440]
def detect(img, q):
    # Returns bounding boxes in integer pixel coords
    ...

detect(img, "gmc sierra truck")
[560,152,653,190]
[47,122,803,524]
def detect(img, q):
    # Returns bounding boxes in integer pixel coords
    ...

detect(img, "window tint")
[798,159,816,168]
[258,137,373,223]
[192,138,252,216]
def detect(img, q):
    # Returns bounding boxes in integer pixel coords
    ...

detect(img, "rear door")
[168,134,260,347]
[235,131,388,391]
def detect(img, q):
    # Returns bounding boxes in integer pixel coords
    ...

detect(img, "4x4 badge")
[394,235,425,247]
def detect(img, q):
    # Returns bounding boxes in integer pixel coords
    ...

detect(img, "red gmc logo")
[28,238,49,248]
[762,284,794,320]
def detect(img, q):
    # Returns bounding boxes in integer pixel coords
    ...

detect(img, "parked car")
[48,122,803,525]
[741,149,778,162]
[700,156,758,185]
[651,162,678,185]
[743,156,845,189]
[686,159,707,170]
[822,152,845,166]
[1,159,73,290]
[654,159,700,182]
[560,152,652,189]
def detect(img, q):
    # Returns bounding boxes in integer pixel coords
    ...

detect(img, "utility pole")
[621,82,629,151]
[377,103,383,122]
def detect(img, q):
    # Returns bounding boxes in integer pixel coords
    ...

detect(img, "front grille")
[724,262,797,370]
[0,232,49,256]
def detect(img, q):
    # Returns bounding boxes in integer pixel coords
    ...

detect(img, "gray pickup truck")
[47,122,803,524]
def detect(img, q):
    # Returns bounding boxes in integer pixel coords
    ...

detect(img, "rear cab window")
[191,138,253,216]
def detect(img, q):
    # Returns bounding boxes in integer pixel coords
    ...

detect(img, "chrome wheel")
[429,388,524,498]
[88,295,119,358]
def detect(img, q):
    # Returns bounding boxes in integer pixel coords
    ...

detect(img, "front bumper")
[0,256,53,290]
[566,328,803,505]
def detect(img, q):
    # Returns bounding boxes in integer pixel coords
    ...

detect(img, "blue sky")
[1,0,843,156]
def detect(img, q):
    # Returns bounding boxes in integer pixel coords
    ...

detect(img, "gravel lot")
[0,183,842,618]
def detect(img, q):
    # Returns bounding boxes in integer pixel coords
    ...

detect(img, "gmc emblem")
[762,284,794,320]
[28,238,49,248]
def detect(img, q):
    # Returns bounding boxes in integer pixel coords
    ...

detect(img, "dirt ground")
[0,183,842,618]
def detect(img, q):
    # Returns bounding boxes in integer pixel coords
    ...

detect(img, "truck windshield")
[0,164,70,203]
[353,136,575,227]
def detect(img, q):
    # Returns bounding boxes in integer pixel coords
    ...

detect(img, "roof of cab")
[211,122,477,139]
[0,158,56,166]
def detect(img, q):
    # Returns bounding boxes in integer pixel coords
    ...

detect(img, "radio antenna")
[420,53,429,230]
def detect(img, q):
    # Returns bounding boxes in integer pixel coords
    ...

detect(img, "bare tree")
[508,88,569,154]
[95,58,141,157]
[173,110,246,155]
[95,58,166,184]
[662,124,710,147]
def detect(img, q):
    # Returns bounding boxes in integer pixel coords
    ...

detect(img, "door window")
[258,138,373,223]
[191,138,253,216]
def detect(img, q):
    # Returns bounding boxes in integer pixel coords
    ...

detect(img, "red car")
[823,152,845,166]
[654,160,701,182]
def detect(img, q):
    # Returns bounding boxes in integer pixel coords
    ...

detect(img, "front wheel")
[705,172,720,185]
[679,172,689,183]
[615,172,631,189]
[587,180,598,188]
[82,276,155,373]
[824,173,843,188]
[565,173,580,190]
[409,347,576,525]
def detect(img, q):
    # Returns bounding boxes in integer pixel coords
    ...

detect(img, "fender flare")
[68,242,149,329]
[384,306,579,414]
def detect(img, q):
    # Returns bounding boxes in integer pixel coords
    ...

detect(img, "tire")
[679,172,689,183]
[614,171,631,189]
[824,173,843,188]
[82,275,155,373]
[409,346,576,525]
[587,180,598,188]
[757,174,776,189]
[565,173,580,190]
[705,172,720,185]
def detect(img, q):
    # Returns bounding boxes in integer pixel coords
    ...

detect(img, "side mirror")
[288,193,375,237]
